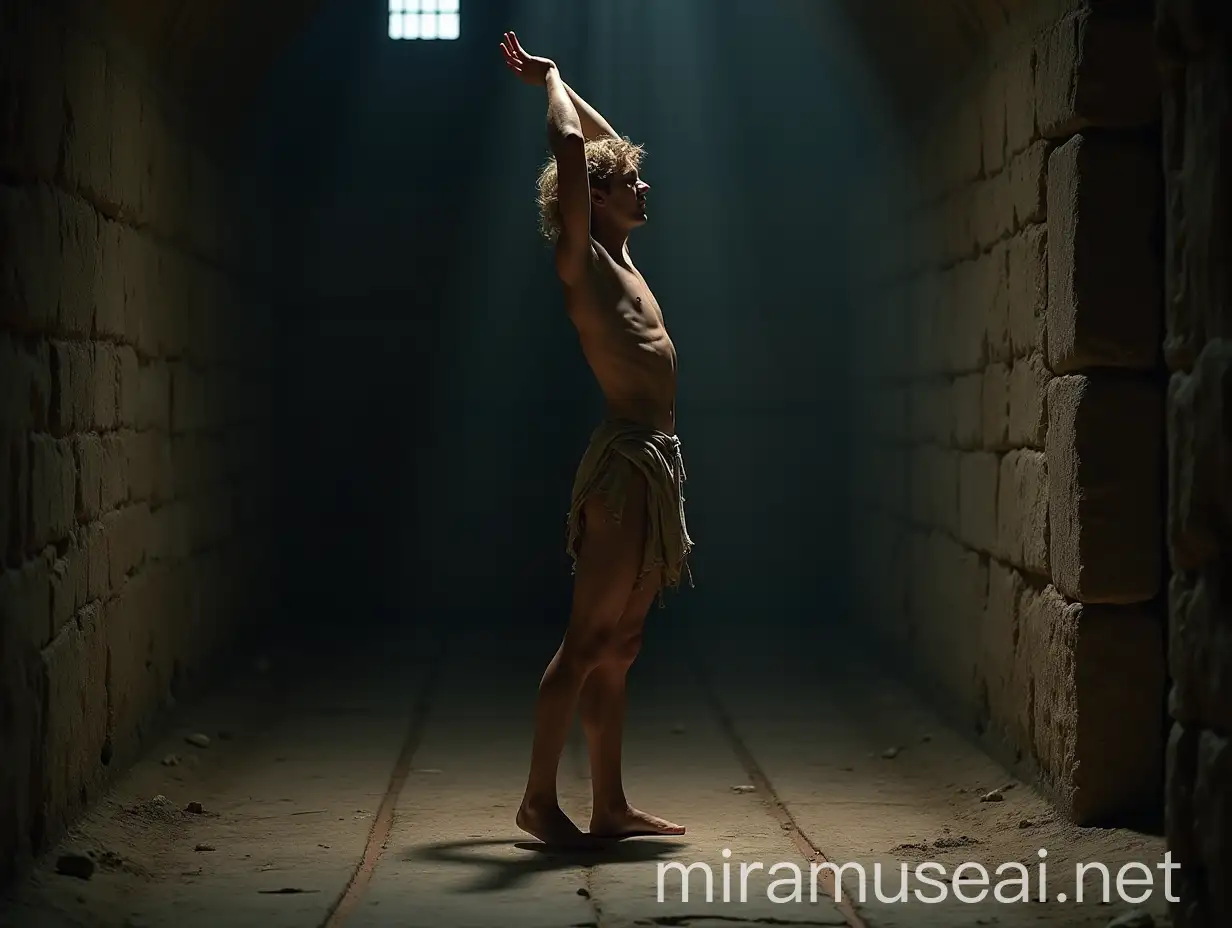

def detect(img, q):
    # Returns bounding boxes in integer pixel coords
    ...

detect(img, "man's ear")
[590,186,607,209]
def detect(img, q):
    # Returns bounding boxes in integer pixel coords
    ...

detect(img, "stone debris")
[185,733,211,748]
[194,843,215,852]
[55,853,95,880]
[185,801,204,814]
[161,754,180,767]
[730,784,756,793]
[980,788,1005,802]
[882,746,901,759]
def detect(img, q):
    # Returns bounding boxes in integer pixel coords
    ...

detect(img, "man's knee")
[612,630,643,665]
[560,624,620,673]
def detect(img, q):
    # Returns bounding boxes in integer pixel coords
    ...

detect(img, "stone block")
[1193,732,1232,923]
[38,604,109,838]
[982,362,1010,450]
[998,449,1049,575]
[29,436,74,551]
[1022,584,1165,825]
[1046,133,1161,373]
[58,192,101,339]
[952,374,983,449]
[116,346,140,428]
[124,431,155,503]
[1047,374,1163,602]
[83,520,110,603]
[1166,341,1232,571]
[1035,9,1161,139]
[151,437,174,506]
[1005,46,1037,154]
[959,452,999,553]
[104,573,167,763]
[92,343,117,432]
[981,245,1011,365]
[100,433,127,512]
[49,535,86,639]
[74,434,104,523]
[1008,352,1050,447]
[1168,566,1232,734]
[1007,226,1048,358]
[1010,140,1049,229]
[979,560,1030,752]
[49,341,92,436]
[108,67,147,224]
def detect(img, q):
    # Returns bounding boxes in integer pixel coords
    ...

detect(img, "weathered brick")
[1193,731,1232,922]
[38,604,109,838]
[1047,374,1162,602]
[1166,341,1232,571]
[1035,9,1161,139]
[980,560,1030,753]
[982,362,1010,450]
[1047,134,1161,373]
[953,259,989,372]
[49,341,92,436]
[116,346,140,428]
[997,449,1049,575]
[1008,352,1050,448]
[1005,45,1037,154]
[982,63,1008,175]
[104,504,147,590]
[100,433,128,512]
[123,431,155,504]
[0,550,53,651]
[49,534,86,639]
[57,192,101,339]
[29,436,75,551]
[971,176,1002,249]
[1007,226,1048,357]
[104,573,168,762]
[1009,140,1048,229]
[1022,584,1166,825]
[74,434,104,523]
[92,343,118,432]
[959,452,999,553]
[1169,566,1232,734]
[952,373,983,449]
[83,520,110,602]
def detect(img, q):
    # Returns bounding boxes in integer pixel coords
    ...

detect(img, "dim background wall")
[0,0,275,883]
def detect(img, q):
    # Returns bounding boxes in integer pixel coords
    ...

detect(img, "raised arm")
[501,31,593,282]
[563,83,618,141]
[544,68,592,281]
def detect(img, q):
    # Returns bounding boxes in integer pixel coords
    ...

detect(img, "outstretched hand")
[500,31,556,86]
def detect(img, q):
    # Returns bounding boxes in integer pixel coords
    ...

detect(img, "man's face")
[594,168,651,228]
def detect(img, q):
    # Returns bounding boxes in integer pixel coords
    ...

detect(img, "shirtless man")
[500,31,694,847]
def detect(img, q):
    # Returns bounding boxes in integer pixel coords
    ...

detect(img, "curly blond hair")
[535,135,645,241]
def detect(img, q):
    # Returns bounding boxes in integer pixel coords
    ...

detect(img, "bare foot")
[590,804,686,839]
[516,799,594,848]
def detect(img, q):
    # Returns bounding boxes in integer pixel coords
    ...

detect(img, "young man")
[500,31,694,847]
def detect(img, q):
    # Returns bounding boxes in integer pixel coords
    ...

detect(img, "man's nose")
[638,181,650,192]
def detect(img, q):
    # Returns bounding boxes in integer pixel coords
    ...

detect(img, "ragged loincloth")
[565,418,695,598]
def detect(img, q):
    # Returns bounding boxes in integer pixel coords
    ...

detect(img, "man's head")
[536,135,649,241]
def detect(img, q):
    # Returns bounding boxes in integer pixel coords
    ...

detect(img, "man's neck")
[592,225,630,266]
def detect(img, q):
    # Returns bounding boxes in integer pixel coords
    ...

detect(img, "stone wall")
[848,0,1167,825]
[0,2,275,883]
[1157,1,1232,924]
